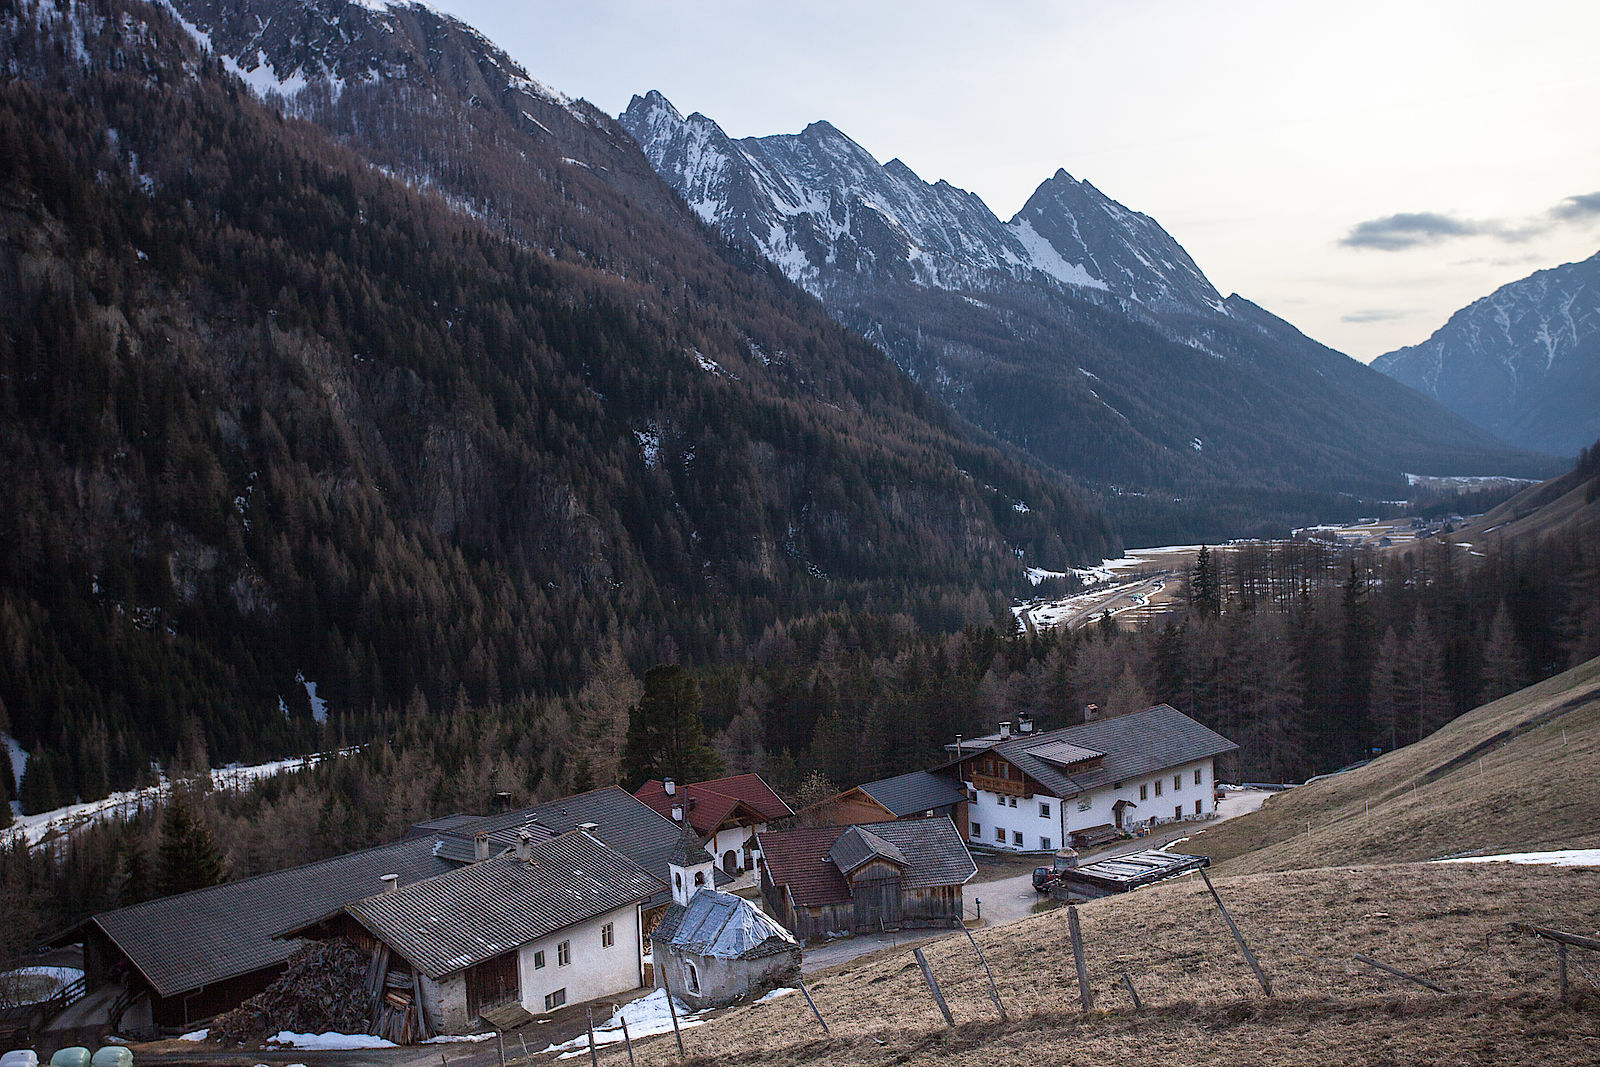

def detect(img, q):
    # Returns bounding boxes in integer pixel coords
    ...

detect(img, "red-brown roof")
[755,825,852,907]
[634,773,792,839]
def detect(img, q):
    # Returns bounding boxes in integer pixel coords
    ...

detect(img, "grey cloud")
[1553,191,1600,220]
[1344,191,1600,253]
[1340,308,1415,324]
[1340,212,1486,251]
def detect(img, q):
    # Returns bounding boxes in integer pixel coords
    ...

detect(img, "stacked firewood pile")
[210,940,371,1044]
[363,944,431,1044]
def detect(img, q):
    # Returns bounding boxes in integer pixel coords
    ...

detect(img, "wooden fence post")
[585,1007,600,1067]
[660,969,686,1058]
[962,925,1008,1022]
[1352,953,1448,994]
[1119,971,1143,1012]
[1559,942,1569,1001]
[620,1015,636,1067]
[1067,905,1094,1011]
[496,1030,506,1067]
[913,946,954,1028]
[798,980,829,1034]
[518,1035,531,1066]
[1200,868,1272,997]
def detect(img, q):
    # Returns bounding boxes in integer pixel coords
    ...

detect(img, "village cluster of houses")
[66,704,1235,1039]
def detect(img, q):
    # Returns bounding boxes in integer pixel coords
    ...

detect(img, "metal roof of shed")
[660,889,797,961]
[857,770,969,816]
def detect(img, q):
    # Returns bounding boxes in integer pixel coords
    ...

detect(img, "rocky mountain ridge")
[1373,250,1600,456]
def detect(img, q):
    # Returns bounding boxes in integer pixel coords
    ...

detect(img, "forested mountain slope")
[623,92,1559,543]
[0,0,1112,806]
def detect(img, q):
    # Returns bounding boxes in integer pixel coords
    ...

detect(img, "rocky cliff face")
[1373,251,1600,456]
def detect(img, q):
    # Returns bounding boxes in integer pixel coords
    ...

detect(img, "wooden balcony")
[971,771,1029,798]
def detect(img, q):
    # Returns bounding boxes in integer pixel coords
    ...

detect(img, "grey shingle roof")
[435,786,719,908]
[857,770,969,817]
[667,826,715,868]
[347,832,663,979]
[659,890,797,961]
[89,837,454,999]
[827,826,908,876]
[944,705,1237,799]
[861,819,977,890]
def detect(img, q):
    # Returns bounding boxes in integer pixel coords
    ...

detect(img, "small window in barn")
[601,922,614,948]
[1012,830,1023,846]
[1140,784,1148,801]
[1196,799,1203,815]
[971,821,981,837]
[558,940,571,967]
[1041,836,1052,850]
[534,950,546,969]
[545,988,566,1011]
[995,827,1005,842]
[687,962,701,995]
[1039,802,1050,818]
[1155,779,1162,797]
[1195,769,1202,786]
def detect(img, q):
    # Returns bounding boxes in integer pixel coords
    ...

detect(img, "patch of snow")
[178,1030,209,1042]
[634,425,661,469]
[1010,218,1108,291]
[1435,849,1600,867]
[540,989,705,1058]
[422,1034,496,1044]
[1191,437,1203,452]
[4,734,27,792]
[0,966,84,1004]
[753,987,798,1004]
[1025,567,1069,586]
[1012,500,1030,513]
[269,1032,397,1050]
[296,672,329,724]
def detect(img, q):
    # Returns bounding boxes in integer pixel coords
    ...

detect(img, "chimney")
[999,720,1012,740]
[578,822,599,834]
[516,829,533,862]
[380,873,398,894]
[1019,715,1034,735]
[664,778,676,796]
[954,734,963,760]
[671,803,684,822]
[1083,703,1100,722]
[474,832,491,861]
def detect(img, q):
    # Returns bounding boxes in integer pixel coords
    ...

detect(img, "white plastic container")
[1,1051,40,1067]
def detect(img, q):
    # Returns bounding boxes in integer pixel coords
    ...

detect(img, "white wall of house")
[964,757,1217,851]
[517,902,643,1015]
[707,823,765,873]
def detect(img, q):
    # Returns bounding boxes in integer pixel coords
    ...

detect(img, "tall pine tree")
[156,796,225,897]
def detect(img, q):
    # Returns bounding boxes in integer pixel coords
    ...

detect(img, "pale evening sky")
[428,0,1600,362]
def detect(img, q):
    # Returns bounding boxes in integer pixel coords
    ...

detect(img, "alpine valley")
[0,0,1567,804]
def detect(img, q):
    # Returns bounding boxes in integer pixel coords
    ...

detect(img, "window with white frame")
[1012,830,1023,846]
[1155,779,1162,797]
[1174,774,1182,791]
[1140,783,1148,801]
[995,826,1005,842]
[1041,836,1053,850]
[1195,768,1202,786]
[601,922,614,948]
[1039,802,1051,818]
[533,950,545,969]
[544,988,566,1011]
[557,940,571,966]
[971,821,981,837]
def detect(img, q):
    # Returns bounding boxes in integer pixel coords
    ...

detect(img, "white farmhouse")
[942,704,1238,852]
[308,829,663,1034]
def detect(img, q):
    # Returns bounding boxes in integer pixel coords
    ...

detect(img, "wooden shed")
[756,818,975,942]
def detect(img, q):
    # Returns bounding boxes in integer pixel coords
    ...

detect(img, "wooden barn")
[802,770,969,828]
[755,818,975,942]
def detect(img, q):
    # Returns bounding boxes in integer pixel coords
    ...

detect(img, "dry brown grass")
[1190,655,1600,876]
[627,861,1599,1066]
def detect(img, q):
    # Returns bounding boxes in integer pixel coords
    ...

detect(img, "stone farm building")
[945,704,1238,853]
[296,830,662,1032]
[650,832,799,1009]
[756,818,976,942]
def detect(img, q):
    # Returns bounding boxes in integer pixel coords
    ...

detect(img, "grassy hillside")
[1188,655,1600,875]
[1450,444,1600,547]
[644,861,1598,1066]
